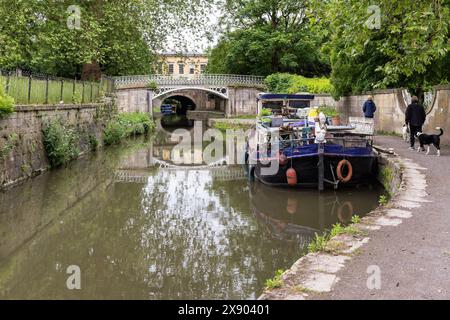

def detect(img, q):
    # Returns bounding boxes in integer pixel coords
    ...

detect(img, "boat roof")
[258,93,315,101]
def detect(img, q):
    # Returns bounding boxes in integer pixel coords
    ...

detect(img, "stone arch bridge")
[113,74,265,118]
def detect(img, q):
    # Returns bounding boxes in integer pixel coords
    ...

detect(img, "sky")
[163,4,222,53]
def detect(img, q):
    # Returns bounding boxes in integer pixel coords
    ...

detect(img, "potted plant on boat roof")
[318,106,341,126]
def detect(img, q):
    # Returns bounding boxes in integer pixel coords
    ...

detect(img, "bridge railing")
[113,74,266,89]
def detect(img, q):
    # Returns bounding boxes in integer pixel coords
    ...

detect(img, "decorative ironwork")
[113,74,265,89]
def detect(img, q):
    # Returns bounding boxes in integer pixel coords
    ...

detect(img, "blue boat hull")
[249,144,377,188]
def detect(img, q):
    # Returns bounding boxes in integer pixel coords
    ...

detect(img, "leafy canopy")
[0,0,217,77]
[207,0,330,76]
[318,0,450,97]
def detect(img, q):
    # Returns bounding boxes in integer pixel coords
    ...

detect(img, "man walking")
[405,96,426,150]
[363,96,377,119]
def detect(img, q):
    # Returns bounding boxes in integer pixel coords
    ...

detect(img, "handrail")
[113,74,266,88]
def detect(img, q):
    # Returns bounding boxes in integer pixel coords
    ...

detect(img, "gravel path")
[315,135,450,300]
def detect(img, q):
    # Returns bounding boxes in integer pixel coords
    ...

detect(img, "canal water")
[0,121,383,300]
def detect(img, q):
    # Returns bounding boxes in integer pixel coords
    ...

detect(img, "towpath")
[315,135,450,300]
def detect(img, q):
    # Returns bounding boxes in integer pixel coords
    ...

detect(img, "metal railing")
[113,74,266,89]
[0,69,114,105]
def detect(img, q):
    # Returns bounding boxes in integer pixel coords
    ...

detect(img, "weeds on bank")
[379,195,389,206]
[104,112,155,145]
[212,121,251,131]
[308,233,329,253]
[265,269,284,290]
[0,133,18,161]
[308,216,364,254]
[42,120,80,168]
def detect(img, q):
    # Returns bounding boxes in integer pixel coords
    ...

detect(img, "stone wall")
[116,88,150,114]
[0,103,115,189]
[311,85,450,145]
[226,86,262,117]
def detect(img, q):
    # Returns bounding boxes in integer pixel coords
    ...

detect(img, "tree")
[0,0,218,78]
[320,0,450,98]
[206,0,330,76]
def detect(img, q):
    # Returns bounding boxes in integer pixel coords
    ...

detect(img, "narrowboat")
[160,104,177,116]
[246,93,377,190]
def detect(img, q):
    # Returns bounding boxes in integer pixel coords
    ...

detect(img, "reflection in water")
[0,134,382,300]
[250,182,383,245]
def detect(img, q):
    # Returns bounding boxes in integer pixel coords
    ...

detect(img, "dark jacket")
[363,100,377,118]
[405,103,426,127]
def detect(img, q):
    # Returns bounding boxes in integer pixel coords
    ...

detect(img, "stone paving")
[261,135,450,300]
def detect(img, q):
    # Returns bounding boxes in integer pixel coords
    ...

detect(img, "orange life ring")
[337,160,353,183]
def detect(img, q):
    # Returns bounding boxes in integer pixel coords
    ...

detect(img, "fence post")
[60,79,64,102]
[82,82,85,104]
[73,79,76,104]
[90,83,93,102]
[6,71,10,94]
[100,75,104,93]
[28,74,32,104]
[45,76,49,104]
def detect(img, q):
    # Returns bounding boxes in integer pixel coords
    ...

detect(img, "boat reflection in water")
[249,181,382,249]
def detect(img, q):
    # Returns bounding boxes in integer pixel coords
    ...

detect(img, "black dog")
[416,127,444,156]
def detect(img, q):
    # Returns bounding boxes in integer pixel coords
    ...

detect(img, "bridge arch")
[153,87,229,116]
[153,86,229,101]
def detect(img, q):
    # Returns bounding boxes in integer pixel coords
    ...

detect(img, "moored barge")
[246,93,377,190]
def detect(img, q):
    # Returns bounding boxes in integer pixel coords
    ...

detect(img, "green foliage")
[308,217,364,253]
[308,233,328,253]
[319,0,450,98]
[379,195,389,206]
[0,80,15,118]
[259,108,272,117]
[0,0,215,77]
[265,270,284,290]
[147,81,158,91]
[329,223,362,238]
[72,90,82,104]
[207,0,330,76]
[89,134,99,151]
[0,133,18,160]
[379,166,394,195]
[103,121,126,146]
[103,112,154,146]
[351,215,362,224]
[212,120,253,132]
[265,73,334,94]
[42,120,80,167]
[318,106,339,117]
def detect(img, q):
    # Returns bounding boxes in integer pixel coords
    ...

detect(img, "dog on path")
[402,124,410,142]
[416,127,444,156]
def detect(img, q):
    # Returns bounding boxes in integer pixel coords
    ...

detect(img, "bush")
[42,120,80,167]
[103,121,127,146]
[260,108,272,117]
[265,73,334,94]
[0,80,15,118]
[103,112,155,146]
[147,81,158,91]
[317,106,339,117]
[89,134,99,151]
